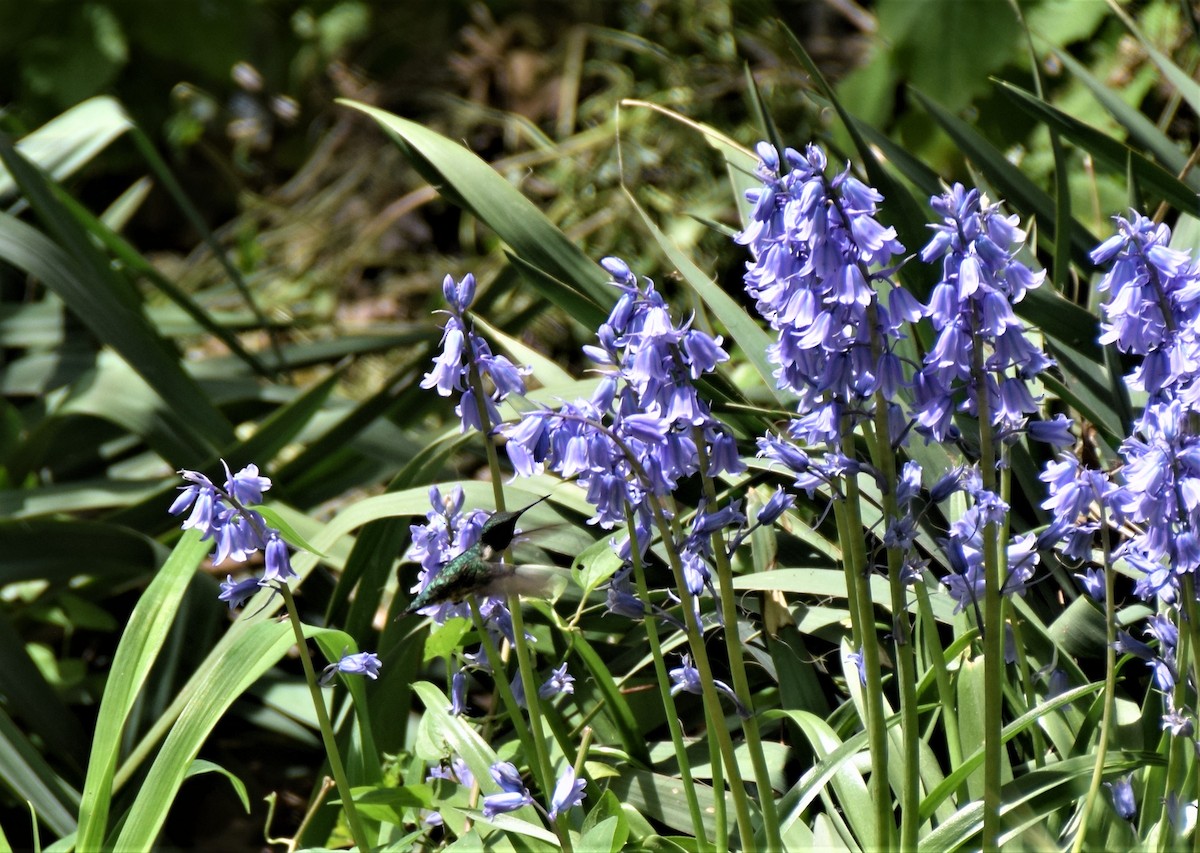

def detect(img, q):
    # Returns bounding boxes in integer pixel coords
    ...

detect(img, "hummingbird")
[402,495,556,616]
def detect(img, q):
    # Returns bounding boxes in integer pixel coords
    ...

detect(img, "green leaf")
[732,568,957,622]
[184,760,250,813]
[0,204,231,460]
[919,752,1156,850]
[582,790,630,853]
[112,619,298,851]
[571,634,652,767]
[339,100,612,314]
[74,530,209,852]
[919,682,1102,824]
[0,704,79,838]
[0,97,132,202]
[994,80,1200,211]
[909,88,1099,269]
[1048,46,1188,176]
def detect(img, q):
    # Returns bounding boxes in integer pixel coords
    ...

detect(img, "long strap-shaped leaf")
[74,530,209,851]
[339,100,614,326]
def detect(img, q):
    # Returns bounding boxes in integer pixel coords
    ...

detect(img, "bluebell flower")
[847,648,867,686]
[738,142,906,428]
[669,654,749,717]
[1104,775,1136,820]
[442,271,477,313]
[914,184,1062,447]
[421,272,529,432]
[262,531,297,584]
[1074,567,1105,602]
[482,762,533,818]
[756,487,795,526]
[501,258,740,543]
[319,651,382,685]
[1162,706,1193,738]
[448,670,468,716]
[539,663,574,699]
[218,575,260,610]
[170,462,297,603]
[604,567,685,631]
[548,766,586,819]
[940,501,1039,614]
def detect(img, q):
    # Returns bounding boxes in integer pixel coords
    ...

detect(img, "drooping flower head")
[501,258,741,555]
[914,185,1059,446]
[169,461,298,597]
[738,142,909,443]
[421,273,530,432]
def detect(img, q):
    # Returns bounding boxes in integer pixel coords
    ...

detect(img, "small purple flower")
[548,766,586,819]
[1104,775,1136,820]
[217,575,260,610]
[847,648,867,686]
[262,531,297,584]
[756,487,795,526]
[448,670,468,716]
[669,654,748,717]
[539,663,574,699]
[1074,567,1105,602]
[319,651,382,685]
[223,461,271,505]
[442,272,477,313]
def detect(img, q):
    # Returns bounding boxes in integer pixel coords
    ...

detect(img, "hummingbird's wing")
[478,564,570,603]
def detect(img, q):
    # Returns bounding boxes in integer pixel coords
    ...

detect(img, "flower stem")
[972,336,1004,853]
[651,500,757,850]
[1071,507,1116,853]
[278,584,371,852]
[694,437,781,850]
[462,330,563,848]
[625,504,711,849]
[837,452,894,852]
[864,373,921,848]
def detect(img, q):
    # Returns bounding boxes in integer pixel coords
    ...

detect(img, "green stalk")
[546,411,757,847]
[649,498,757,850]
[1071,507,1116,853]
[1178,577,1200,853]
[914,584,964,799]
[838,459,894,852]
[278,585,371,852]
[625,504,711,849]
[694,436,781,849]
[1157,623,1190,852]
[461,333,560,841]
[864,365,921,847]
[972,336,1004,853]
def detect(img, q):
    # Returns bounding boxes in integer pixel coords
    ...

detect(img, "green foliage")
[2,0,1200,849]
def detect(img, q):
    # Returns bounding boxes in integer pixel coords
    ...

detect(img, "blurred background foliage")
[1,0,1196,848]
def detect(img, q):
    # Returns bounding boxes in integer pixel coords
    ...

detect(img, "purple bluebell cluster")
[169,462,297,602]
[501,257,741,554]
[405,484,513,633]
[421,273,530,432]
[738,142,909,445]
[738,145,1069,611]
[1038,212,1200,744]
[915,185,1060,446]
